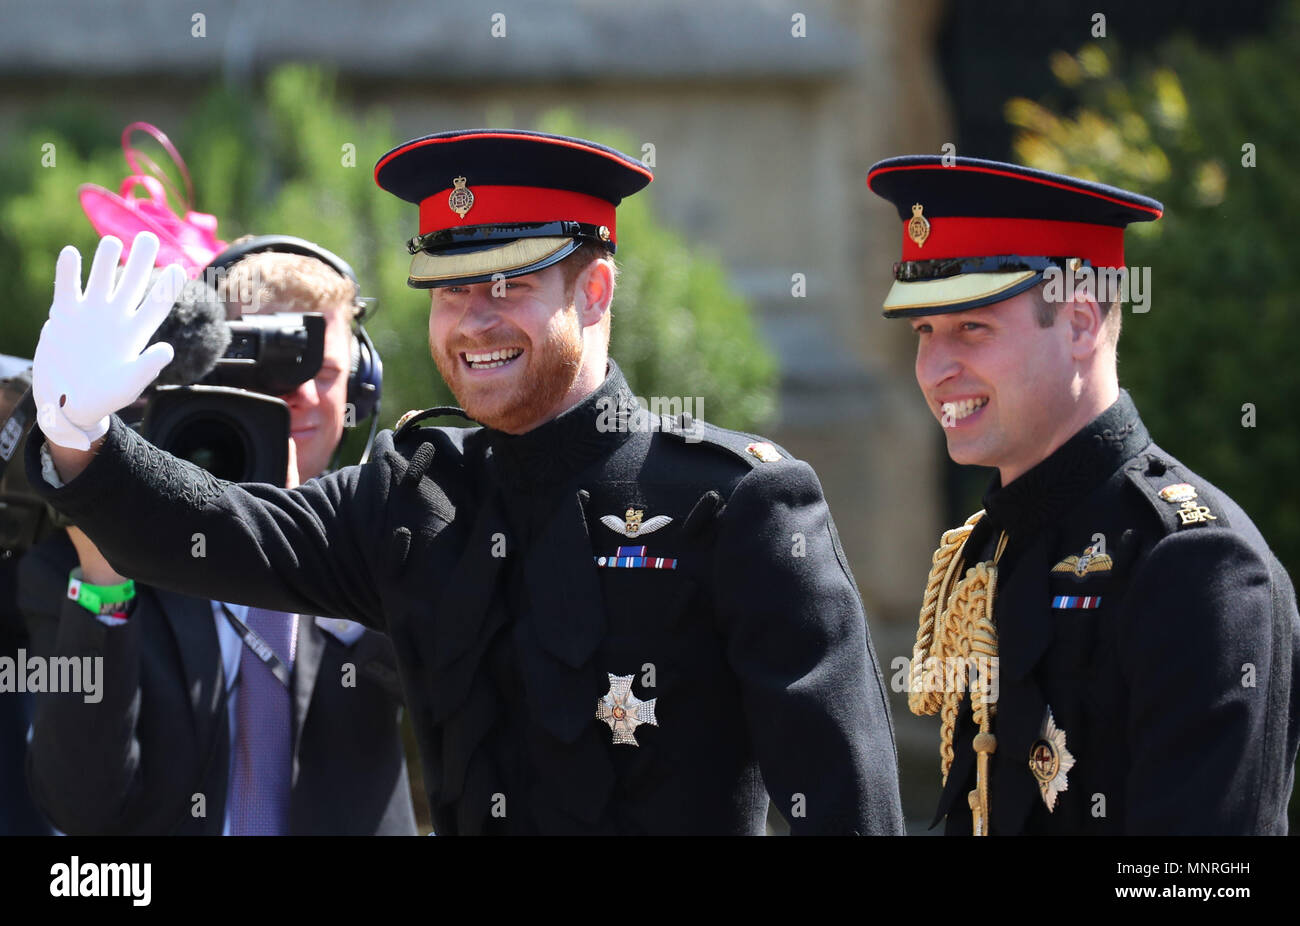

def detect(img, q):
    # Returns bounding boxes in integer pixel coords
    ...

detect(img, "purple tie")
[229,608,298,836]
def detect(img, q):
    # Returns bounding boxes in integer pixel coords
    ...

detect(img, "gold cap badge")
[448,176,474,219]
[908,203,931,248]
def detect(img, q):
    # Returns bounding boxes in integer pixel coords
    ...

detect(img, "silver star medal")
[1028,706,1076,811]
[596,673,658,745]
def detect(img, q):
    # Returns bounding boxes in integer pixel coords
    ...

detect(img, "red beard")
[432,307,584,434]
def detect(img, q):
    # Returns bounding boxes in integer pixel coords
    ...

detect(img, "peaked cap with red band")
[867,155,1163,317]
[374,129,653,288]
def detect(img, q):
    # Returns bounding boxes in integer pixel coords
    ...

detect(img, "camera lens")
[141,386,290,487]
[165,414,249,481]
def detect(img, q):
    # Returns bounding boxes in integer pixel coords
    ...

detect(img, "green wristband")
[67,568,136,616]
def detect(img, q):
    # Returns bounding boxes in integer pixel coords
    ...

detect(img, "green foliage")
[535,111,778,431]
[1005,7,1300,584]
[0,67,776,465]
[0,135,120,354]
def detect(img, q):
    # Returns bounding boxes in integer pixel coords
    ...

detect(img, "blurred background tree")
[534,109,777,433]
[1005,5,1300,826]
[0,64,777,467]
[1004,3,1300,587]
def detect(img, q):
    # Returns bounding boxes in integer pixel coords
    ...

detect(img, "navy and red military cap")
[866,155,1163,317]
[374,129,653,288]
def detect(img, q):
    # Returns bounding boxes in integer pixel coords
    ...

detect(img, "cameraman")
[16,240,417,835]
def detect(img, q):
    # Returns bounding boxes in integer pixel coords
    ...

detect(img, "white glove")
[32,233,185,450]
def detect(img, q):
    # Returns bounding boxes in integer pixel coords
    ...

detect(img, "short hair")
[221,240,360,323]
[559,240,615,348]
[1032,279,1122,347]
[560,240,617,297]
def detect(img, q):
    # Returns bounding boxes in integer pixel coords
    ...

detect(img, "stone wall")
[0,0,957,824]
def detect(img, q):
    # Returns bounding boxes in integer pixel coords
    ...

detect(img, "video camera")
[140,306,329,489]
[0,306,327,554]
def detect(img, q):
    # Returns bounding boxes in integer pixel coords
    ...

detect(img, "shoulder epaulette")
[1124,452,1230,533]
[660,417,795,469]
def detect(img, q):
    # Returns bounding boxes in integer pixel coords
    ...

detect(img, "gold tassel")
[909,512,1006,834]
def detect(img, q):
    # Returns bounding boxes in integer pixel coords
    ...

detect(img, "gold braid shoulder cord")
[908,510,1008,836]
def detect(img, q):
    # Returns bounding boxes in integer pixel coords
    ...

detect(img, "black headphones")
[204,235,384,462]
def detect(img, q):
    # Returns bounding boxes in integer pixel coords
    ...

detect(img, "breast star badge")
[1028,707,1075,811]
[600,507,672,538]
[596,673,658,746]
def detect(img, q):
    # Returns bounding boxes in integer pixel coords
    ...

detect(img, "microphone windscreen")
[148,276,232,386]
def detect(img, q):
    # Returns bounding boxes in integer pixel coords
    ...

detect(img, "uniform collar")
[982,389,1148,538]
[486,358,637,493]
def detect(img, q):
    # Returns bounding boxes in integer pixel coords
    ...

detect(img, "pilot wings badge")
[1052,543,1113,578]
[600,507,672,538]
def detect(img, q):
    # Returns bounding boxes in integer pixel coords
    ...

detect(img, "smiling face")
[911,287,1082,485]
[428,254,614,434]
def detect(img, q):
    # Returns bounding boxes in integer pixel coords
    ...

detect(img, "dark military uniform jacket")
[27,361,904,835]
[934,391,1299,835]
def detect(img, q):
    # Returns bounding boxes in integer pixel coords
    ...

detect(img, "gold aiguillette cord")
[909,512,1008,836]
